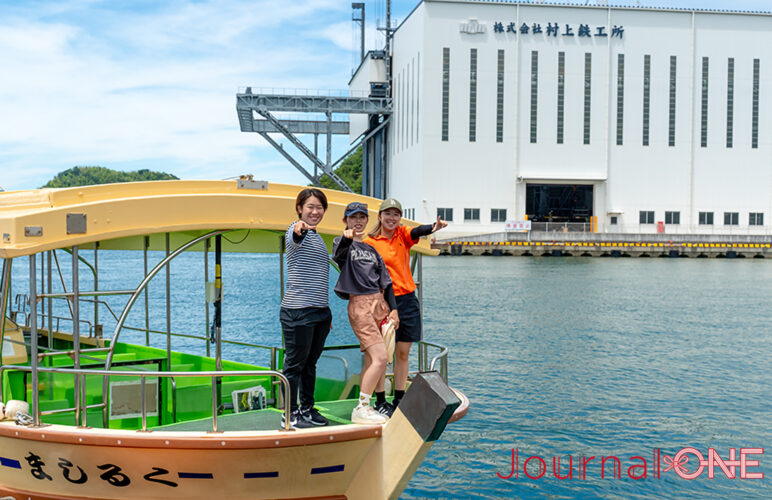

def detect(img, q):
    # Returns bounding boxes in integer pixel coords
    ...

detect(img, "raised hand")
[432,216,448,233]
[294,220,316,236]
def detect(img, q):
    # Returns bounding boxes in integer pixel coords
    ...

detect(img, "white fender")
[3,400,29,420]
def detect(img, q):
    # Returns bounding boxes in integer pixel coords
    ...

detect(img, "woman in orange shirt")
[365,198,447,410]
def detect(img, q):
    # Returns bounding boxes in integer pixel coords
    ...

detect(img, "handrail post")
[143,236,149,346]
[165,233,171,373]
[1,259,11,343]
[29,254,40,426]
[171,376,177,423]
[204,237,210,357]
[47,251,52,351]
[81,373,88,428]
[211,376,219,433]
[270,347,276,405]
[72,246,81,427]
[141,375,147,431]
[94,241,99,329]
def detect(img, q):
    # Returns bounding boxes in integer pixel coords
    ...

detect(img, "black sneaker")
[374,401,395,418]
[301,407,329,426]
[281,409,314,429]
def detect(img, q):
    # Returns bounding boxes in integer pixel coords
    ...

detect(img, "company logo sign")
[459,18,486,34]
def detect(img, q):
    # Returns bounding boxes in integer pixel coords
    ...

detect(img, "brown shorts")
[348,293,389,352]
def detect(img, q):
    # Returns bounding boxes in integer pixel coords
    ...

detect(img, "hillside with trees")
[318,146,362,194]
[42,166,178,188]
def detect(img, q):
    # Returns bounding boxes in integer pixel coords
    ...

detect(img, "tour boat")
[0,179,468,500]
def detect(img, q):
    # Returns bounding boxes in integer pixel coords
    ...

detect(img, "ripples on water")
[411,257,771,499]
[9,253,771,498]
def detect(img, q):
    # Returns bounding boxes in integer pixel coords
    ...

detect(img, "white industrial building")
[350,0,772,236]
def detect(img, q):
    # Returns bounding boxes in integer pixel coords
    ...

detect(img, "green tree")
[318,146,362,194]
[42,166,179,188]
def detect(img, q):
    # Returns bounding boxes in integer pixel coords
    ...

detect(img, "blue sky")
[0,0,769,191]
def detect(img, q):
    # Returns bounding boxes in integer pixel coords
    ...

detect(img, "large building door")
[525,184,593,222]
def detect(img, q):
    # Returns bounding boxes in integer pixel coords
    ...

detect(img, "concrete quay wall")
[434,232,772,258]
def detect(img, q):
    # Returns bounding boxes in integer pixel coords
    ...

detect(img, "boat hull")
[0,423,380,500]
[0,373,467,500]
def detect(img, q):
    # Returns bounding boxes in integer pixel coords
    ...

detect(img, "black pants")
[280,306,332,411]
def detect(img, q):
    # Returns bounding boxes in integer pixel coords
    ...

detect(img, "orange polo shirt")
[364,225,419,296]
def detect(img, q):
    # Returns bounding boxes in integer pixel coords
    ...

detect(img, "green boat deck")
[150,399,361,432]
[1,335,366,432]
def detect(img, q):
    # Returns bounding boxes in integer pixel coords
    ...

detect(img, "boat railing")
[0,365,293,432]
[416,340,449,384]
[15,295,95,336]
[25,296,281,366]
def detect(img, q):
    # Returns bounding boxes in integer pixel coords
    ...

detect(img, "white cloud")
[0,0,355,191]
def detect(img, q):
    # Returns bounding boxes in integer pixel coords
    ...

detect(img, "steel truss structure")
[236,90,392,192]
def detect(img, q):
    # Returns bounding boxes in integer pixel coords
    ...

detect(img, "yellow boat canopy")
[0,180,438,258]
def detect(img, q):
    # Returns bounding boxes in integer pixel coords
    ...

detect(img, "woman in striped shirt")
[279,188,332,429]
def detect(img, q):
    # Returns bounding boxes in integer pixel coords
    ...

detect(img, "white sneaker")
[351,404,388,424]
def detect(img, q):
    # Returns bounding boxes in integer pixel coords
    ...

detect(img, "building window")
[699,212,714,225]
[497,49,505,143]
[724,212,739,225]
[749,212,764,226]
[752,58,759,149]
[530,50,538,143]
[401,71,407,151]
[639,211,654,224]
[665,211,680,224]
[610,216,618,225]
[727,58,734,148]
[701,57,709,148]
[416,52,421,145]
[469,48,477,142]
[643,55,651,146]
[464,208,480,222]
[404,65,409,149]
[557,51,565,144]
[584,52,592,145]
[491,208,507,222]
[616,54,624,146]
[397,74,402,153]
[437,207,453,222]
[442,47,450,142]
[669,55,676,147]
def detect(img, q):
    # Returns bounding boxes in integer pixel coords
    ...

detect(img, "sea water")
[7,253,771,498]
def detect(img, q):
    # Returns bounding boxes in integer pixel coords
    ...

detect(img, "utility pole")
[385,0,392,93]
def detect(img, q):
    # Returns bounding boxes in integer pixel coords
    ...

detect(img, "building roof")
[430,0,771,15]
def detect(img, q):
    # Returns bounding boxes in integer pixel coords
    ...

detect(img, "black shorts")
[395,292,421,343]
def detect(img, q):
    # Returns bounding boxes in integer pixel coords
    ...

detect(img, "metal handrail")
[19,311,93,336]
[417,340,449,383]
[320,353,350,382]
[0,365,292,433]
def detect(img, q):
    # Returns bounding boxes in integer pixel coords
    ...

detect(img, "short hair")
[295,188,328,216]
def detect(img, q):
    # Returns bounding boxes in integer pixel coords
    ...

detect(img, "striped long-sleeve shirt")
[280,222,330,309]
